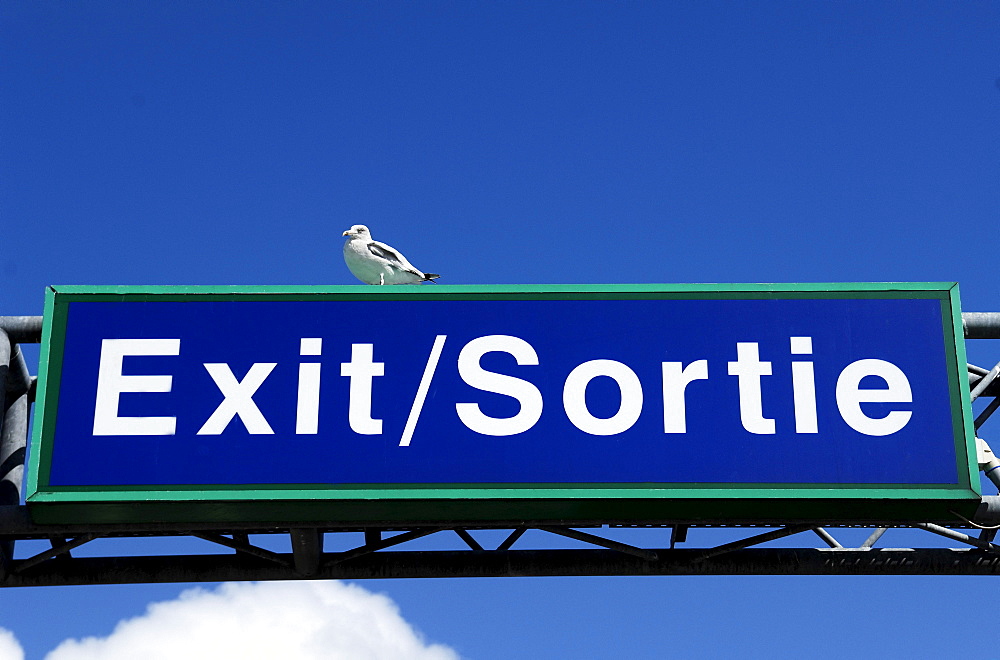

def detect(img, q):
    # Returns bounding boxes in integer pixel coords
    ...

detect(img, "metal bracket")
[290,528,324,576]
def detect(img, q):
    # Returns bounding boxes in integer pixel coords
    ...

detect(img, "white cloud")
[45,581,460,660]
[0,628,24,660]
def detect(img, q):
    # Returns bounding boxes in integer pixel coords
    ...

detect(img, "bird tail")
[422,273,441,283]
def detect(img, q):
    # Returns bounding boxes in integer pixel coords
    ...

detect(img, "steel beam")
[7,547,1000,587]
[2,502,1000,538]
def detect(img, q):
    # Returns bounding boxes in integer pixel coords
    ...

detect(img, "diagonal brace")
[860,527,888,549]
[971,361,1000,402]
[496,528,526,551]
[913,523,1000,553]
[695,524,815,562]
[326,527,446,566]
[192,532,292,568]
[975,397,1000,430]
[15,535,96,574]
[812,527,842,548]
[538,526,658,561]
[454,528,484,552]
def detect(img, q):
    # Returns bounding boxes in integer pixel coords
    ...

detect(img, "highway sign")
[27,283,978,524]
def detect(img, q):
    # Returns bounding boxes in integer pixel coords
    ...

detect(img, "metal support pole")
[0,317,42,345]
[1,343,31,573]
[0,328,9,578]
[0,329,9,451]
[964,313,1000,339]
[0,334,30,576]
[1,346,30,505]
[1,392,27,504]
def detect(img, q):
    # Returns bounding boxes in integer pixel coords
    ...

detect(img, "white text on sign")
[91,334,913,439]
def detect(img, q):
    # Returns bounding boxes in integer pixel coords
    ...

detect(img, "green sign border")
[26,283,979,525]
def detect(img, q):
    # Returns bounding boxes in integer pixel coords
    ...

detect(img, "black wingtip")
[423,273,441,283]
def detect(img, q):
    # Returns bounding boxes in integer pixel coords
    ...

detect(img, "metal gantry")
[3,313,1000,587]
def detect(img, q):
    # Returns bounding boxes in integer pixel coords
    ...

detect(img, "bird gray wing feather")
[367,241,422,273]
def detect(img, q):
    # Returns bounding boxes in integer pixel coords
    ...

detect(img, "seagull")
[342,225,440,285]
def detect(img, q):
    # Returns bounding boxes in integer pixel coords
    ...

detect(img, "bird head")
[342,225,371,238]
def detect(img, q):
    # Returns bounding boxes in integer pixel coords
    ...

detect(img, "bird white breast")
[343,238,385,285]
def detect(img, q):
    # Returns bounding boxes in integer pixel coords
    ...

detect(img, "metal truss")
[3,313,1000,587]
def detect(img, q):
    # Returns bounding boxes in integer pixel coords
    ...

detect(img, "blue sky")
[2,2,999,658]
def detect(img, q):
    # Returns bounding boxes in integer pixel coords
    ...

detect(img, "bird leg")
[379,273,385,285]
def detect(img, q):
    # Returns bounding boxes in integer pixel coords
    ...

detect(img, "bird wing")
[367,240,422,274]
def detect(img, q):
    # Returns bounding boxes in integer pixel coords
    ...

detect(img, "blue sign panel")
[27,284,978,524]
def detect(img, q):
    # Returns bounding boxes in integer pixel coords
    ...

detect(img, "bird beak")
[342,230,351,236]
